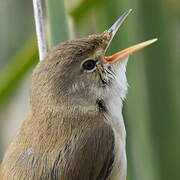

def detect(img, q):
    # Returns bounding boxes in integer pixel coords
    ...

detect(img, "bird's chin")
[111,56,129,101]
[114,56,129,67]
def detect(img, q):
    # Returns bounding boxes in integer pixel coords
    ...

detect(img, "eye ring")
[82,59,97,72]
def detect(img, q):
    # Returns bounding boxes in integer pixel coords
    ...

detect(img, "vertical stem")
[138,1,179,179]
[32,0,48,60]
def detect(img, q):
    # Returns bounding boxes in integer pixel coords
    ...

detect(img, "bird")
[0,9,157,180]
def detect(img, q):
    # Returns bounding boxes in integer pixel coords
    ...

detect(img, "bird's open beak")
[104,9,157,64]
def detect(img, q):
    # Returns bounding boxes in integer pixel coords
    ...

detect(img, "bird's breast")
[104,95,127,180]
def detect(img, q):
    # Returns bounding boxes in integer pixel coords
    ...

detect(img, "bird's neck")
[30,101,100,132]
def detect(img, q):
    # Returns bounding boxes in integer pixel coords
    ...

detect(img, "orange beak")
[104,39,157,64]
[104,9,157,64]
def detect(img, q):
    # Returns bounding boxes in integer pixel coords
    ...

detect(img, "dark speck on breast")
[96,98,107,112]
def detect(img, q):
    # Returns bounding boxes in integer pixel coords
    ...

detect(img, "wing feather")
[53,123,115,180]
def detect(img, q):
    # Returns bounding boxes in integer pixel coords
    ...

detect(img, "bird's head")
[31,10,157,114]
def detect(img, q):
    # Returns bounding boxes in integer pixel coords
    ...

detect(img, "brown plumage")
[1,34,118,180]
[1,10,157,180]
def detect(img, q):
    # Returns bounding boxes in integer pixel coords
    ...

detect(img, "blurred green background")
[0,0,180,180]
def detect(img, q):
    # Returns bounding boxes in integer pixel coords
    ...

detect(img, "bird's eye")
[82,59,96,71]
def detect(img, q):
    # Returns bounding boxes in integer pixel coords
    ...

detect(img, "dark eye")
[82,59,96,71]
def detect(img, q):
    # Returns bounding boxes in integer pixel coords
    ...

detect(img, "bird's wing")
[1,122,115,180]
[53,122,115,180]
